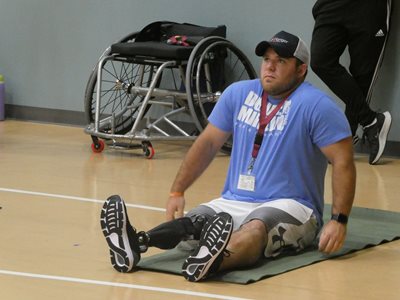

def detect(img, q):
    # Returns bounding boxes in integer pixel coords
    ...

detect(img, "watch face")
[332,213,348,224]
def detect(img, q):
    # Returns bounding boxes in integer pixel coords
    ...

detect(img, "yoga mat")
[138,205,400,284]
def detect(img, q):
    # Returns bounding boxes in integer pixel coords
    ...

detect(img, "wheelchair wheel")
[142,141,155,159]
[91,139,105,153]
[186,37,257,153]
[84,60,154,134]
[84,31,152,135]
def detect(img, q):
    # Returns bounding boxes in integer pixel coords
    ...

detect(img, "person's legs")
[346,0,391,126]
[312,0,393,164]
[220,199,318,270]
[219,219,268,270]
[311,4,364,137]
[182,219,267,277]
[100,195,213,272]
[345,0,393,164]
[181,198,260,281]
[347,0,392,104]
[182,199,319,281]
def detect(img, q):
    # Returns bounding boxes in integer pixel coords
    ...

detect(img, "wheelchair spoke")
[85,57,155,134]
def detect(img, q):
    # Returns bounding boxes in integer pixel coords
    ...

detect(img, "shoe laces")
[208,248,232,274]
[222,248,232,258]
[362,123,379,145]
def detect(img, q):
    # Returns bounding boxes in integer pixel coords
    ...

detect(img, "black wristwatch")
[331,213,348,224]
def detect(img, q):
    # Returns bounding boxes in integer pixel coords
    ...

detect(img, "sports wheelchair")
[84,21,257,158]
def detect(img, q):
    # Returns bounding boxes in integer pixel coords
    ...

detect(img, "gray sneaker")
[182,212,233,282]
[363,111,392,165]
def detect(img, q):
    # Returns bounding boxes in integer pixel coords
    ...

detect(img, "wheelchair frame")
[84,22,257,158]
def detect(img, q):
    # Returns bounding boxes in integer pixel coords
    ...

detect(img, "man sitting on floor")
[100,30,356,282]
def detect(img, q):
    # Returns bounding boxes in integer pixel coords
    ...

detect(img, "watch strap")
[331,213,348,224]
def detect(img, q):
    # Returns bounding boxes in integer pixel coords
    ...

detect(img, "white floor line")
[0,187,165,212]
[0,270,251,300]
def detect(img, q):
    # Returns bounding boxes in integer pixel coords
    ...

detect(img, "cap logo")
[270,37,288,43]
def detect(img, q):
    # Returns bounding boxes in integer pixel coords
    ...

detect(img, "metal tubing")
[128,60,176,135]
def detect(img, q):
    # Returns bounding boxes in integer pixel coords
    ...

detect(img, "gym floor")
[0,120,399,300]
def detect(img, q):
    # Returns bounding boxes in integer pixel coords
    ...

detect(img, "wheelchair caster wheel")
[91,139,105,153]
[142,142,155,159]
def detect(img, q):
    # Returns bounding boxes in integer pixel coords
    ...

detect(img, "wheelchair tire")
[186,37,257,154]
[142,141,155,159]
[91,139,105,153]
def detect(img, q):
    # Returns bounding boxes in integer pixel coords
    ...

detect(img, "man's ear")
[298,63,307,77]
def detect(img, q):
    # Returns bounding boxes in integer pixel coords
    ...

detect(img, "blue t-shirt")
[208,79,351,224]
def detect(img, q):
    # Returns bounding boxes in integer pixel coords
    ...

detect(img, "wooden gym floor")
[0,120,399,300]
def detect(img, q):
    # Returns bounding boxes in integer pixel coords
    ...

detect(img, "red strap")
[167,35,190,46]
[251,92,287,158]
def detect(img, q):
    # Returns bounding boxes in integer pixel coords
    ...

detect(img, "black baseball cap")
[255,31,309,65]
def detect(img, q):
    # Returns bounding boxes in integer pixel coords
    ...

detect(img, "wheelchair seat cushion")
[111,41,195,60]
[110,21,227,60]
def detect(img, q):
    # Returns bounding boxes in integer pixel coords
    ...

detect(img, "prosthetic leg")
[138,215,208,251]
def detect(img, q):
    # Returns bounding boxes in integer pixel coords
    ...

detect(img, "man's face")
[260,47,305,98]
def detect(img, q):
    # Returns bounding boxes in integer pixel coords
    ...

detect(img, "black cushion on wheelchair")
[110,22,227,60]
[111,41,195,60]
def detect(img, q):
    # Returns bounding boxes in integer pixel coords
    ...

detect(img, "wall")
[0,0,398,142]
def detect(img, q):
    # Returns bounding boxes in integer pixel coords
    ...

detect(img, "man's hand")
[318,220,347,254]
[166,195,185,221]
[165,124,229,221]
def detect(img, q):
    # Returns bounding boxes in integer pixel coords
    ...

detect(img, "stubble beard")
[264,76,302,99]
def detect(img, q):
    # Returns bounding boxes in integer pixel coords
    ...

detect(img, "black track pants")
[310,0,392,134]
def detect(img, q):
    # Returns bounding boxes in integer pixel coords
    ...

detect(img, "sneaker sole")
[182,213,233,282]
[100,196,137,272]
[371,111,392,165]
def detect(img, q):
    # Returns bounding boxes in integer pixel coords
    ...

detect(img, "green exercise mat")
[138,205,400,284]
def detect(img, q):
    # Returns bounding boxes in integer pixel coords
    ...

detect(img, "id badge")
[237,174,255,191]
